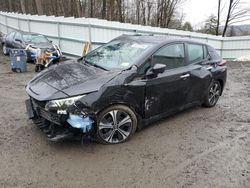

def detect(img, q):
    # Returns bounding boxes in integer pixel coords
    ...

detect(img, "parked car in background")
[25,35,227,144]
[1,31,62,61]
[0,32,5,45]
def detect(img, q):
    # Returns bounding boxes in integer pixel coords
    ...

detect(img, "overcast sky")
[182,0,250,28]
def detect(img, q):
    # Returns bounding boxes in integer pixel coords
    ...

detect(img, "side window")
[207,46,221,60]
[187,44,203,63]
[152,43,185,70]
[14,32,22,41]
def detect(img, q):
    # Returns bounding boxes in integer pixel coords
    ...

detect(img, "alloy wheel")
[98,110,133,144]
[208,82,220,106]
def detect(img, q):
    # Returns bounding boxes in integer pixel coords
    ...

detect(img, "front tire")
[2,44,8,55]
[96,105,137,144]
[203,81,221,107]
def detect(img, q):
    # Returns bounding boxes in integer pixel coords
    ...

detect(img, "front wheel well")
[97,103,139,118]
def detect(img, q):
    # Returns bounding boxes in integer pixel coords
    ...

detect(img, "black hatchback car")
[2,31,62,61]
[25,35,227,144]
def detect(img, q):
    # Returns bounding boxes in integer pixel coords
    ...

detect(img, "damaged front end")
[25,96,95,142]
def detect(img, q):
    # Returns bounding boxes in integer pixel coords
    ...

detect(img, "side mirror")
[49,40,53,43]
[15,39,22,43]
[146,63,166,77]
[152,64,166,74]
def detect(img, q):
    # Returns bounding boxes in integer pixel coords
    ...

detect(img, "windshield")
[23,34,49,43]
[85,40,153,70]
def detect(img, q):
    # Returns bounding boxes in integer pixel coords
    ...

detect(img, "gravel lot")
[0,52,249,188]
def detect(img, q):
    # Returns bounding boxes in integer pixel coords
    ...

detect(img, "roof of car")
[18,31,42,35]
[115,34,207,46]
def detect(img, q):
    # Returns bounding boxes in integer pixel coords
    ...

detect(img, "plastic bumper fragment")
[67,114,93,133]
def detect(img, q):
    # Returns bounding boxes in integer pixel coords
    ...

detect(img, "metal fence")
[0,11,250,59]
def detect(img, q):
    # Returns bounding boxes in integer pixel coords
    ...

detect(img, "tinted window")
[152,43,185,70]
[207,46,221,60]
[187,44,203,63]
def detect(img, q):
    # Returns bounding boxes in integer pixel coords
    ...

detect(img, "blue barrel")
[9,49,27,72]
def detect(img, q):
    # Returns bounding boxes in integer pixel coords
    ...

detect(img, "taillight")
[218,60,227,66]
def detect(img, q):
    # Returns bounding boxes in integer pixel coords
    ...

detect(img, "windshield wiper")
[91,63,109,71]
[82,58,108,71]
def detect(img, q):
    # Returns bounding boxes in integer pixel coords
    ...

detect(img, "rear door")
[185,43,213,103]
[144,43,190,118]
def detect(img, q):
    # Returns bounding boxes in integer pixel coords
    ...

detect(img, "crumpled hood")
[26,60,120,101]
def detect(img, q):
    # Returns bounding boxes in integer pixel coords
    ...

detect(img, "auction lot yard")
[0,51,249,188]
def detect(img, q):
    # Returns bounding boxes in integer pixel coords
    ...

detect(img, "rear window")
[207,46,221,60]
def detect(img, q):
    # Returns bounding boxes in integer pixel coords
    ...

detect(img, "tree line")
[0,0,186,29]
[0,0,249,36]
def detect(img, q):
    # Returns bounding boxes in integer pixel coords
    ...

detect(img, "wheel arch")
[217,79,224,95]
[96,102,140,118]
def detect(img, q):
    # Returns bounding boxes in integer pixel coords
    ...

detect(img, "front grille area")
[30,97,61,125]
[39,108,61,125]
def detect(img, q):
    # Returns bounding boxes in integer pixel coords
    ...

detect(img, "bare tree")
[216,0,221,35]
[223,0,250,37]
[7,0,13,12]
[141,0,146,25]
[75,0,82,17]
[20,0,26,14]
[136,0,140,24]
[90,0,94,17]
[0,0,185,30]
[147,0,153,25]
[35,0,43,15]
[102,0,107,19]
[116,0,123,22]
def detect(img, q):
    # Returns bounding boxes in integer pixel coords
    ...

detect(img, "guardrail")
[0,11,250,59]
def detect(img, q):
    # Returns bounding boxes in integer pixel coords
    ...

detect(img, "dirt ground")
[0,52,249,188]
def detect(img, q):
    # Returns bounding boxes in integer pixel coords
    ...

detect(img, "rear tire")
[203,80,221,107]
[35,65,39,72]
[96,105,137,144]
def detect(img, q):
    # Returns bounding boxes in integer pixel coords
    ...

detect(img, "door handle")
[180,73,190,79]
[206,66,213,70]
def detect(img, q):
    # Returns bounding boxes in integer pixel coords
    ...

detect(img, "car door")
[12,32,23,49]
[185,43,213,104]
[144,43,190,118]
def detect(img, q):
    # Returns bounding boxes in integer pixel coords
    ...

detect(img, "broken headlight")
[45,95,85,111]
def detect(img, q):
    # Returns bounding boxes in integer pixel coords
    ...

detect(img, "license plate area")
[38,108,60,125]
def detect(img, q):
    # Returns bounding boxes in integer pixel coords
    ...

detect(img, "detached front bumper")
[25,98,94,141]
